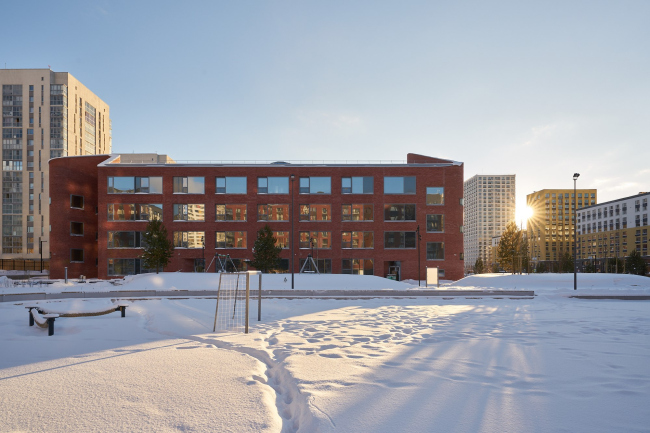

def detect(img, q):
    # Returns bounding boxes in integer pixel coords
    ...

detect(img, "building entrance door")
[388,265,401,281]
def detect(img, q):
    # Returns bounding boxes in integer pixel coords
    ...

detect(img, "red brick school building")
[49,153,464,281]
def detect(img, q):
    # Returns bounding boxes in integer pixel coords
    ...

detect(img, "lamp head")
[573,173,580,180]
[290,174,295,180]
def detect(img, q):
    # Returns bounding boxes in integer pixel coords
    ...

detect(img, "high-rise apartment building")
[1,69,111,263]
[526,188,596,267]
[576,192,649,271]
[463,174,516,270]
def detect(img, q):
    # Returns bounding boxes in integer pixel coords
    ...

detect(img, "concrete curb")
[1,289,535,303]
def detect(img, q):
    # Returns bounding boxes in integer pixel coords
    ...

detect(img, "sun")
[515,203,534,229]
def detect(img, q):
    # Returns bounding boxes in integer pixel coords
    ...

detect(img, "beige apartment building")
[1,69,111,264]
[526,188,596,266]
[576,192,649,271]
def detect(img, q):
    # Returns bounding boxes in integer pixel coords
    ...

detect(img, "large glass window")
[135,177,163,193]
[342,231,374,249]
[299,258,332,274]
[108,176,162,194]
[384,231,416,249]
[299,177,331,194]
[273,231,289,249]
[108,176,135,194]
[173,204,205,221]
[258,204,289,221]
[108,258,139,276]
[342,177,373,194]
[342,204,373,221]
[427,242,445,260]
[216,177,247,194]
[173,231,204,248]
[173,177,205,194]
[427,187,444,205]
[258,177,289,194]
[384,204,416,221]
[216,204,247,221]
[108,204,163,221]
[299,204,331,221]
[299,231,331,249]
[426,214,444,232]
[108,231,145,248]
[342,259,373,275]
[384,176,416,194]
[215,231,247,248]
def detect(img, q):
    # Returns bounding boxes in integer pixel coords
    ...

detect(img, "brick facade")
[49,155,110,279]
[50,153,465,281]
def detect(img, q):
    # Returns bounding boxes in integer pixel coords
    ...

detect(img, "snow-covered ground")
[0,272,422,295]
[1,273,649,432]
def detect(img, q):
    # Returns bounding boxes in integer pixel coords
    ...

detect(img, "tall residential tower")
[463,174,516,270]
[1,69,111,263]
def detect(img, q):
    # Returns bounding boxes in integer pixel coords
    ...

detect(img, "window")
[384,231,416,249]
[108,231,145,248]
[384,176,416,194]
[342,231,374,249]
[426,187,444,205]
[299,258,332,274]
[426,215,444,232]
[342,177,373,194]
[109,177,136,194]
[70,249,84,263]
[173,204,205,221]
[384,204,416,221]
[342,259,373,275]
[273,231,289,249]
[108,176,162,194]
[299,177,331,194]
[215,231,247,248]
[216,204,247,221]
[299,204,331,221]
[108,204,163,221]
[258,204,289,221]
[173,231,205,248]
[427,242,445,260]
[135,176,163,193]
[216,177,247,194]
[173,177,205,194]
[299,231,331,249]
[258,177,289,194]
[70,222,84,236]
[342,204,373,221]
[70,195,84,209]
[108,258,149,276]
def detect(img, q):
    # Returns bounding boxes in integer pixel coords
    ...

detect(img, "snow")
[0,272,421,296]
[1,273,649,432]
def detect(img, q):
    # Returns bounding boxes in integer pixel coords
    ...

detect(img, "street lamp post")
[573,173,580,290]
[201,236,205,272]
[39,239,47,273]
[416,225,421,286]
[290,174,295,289]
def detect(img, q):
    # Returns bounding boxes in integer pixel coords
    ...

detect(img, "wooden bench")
[26,302,129,336]
[115,302,129,318]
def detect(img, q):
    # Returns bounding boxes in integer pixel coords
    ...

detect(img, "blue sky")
[3,0,649,213]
